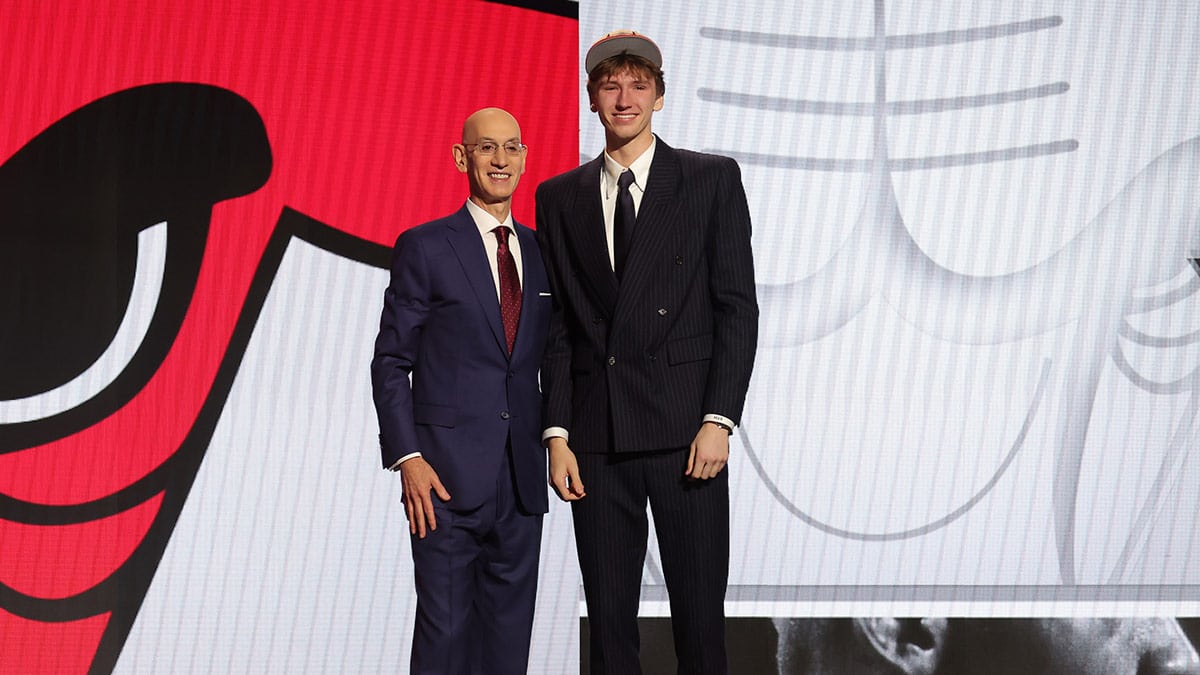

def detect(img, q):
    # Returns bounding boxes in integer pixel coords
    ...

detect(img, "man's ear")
[452,144,468,173]
[852,618,947,675]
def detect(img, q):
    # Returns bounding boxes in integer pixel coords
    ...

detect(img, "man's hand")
[686,422,730,480]
[547,437,585,501]
[399,457,451,538]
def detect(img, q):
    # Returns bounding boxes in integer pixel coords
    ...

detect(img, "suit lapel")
[446,208,507,357]
[512,222,543,360]
[563,155,619,316]
[613,141,682,325]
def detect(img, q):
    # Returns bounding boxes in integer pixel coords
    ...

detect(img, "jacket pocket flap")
[667,334,713,365]
[413,403,456,428]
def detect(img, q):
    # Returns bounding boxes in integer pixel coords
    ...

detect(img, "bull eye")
[0,222,166,422]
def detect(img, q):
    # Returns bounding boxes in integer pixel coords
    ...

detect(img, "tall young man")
[536,31,759,674]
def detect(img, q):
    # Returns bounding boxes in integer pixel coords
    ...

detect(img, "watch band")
[707,420,733,434]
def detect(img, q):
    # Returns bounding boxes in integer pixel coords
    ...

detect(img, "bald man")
[371,108,551,674]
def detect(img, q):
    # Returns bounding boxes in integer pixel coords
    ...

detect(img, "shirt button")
[500,411,510,420]
[657,308,668,316]
[607,356,616,366]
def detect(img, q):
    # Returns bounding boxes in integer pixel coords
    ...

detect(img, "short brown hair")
[586,53,665,99]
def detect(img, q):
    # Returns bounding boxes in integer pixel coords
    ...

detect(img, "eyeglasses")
[464,140,526,156]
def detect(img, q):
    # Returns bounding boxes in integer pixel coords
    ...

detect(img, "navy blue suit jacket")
[371,206,550,514]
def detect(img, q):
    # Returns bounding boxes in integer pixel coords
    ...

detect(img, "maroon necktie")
[494,227,522,353]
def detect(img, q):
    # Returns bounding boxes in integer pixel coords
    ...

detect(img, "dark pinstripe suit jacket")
[535,139,758,454]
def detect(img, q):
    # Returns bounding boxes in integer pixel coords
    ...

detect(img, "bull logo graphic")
[718,1,1200,587]
[0,2,577,673]
[600,0,1200,594]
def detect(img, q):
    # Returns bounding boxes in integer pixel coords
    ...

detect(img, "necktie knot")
[617,170,635,192]
[493,226,510,251]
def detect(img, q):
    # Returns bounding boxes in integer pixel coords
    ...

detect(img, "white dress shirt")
[466,198,524,298]
[600,139,656,270]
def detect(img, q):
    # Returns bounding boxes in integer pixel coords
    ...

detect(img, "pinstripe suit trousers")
[573,448,730,675]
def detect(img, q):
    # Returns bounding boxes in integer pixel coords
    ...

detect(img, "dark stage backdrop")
[5,0,1200,674]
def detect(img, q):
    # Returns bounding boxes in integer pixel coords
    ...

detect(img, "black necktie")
[614,170,636,279]
[493,227,522,353]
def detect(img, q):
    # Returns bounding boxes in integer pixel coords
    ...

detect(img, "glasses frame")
[463,140,527,156]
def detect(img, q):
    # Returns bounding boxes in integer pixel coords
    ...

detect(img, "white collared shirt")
[465,199,523,301]
[599,137,656,271]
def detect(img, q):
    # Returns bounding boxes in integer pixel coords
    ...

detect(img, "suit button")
[592,317,604,324]
[649,355,657,362]
[674,256,684,265]
[500,411,510,420]
[607,356,616,366]
[657,308,668,316]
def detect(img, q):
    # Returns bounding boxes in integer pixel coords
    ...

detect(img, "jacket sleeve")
[535,184,574,435]
[703,158,759,425]
[370,230,430,468]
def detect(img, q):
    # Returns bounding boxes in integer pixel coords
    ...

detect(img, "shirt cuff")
[702,414,735,434]
[542,427,569,444]
[389,452,422,471]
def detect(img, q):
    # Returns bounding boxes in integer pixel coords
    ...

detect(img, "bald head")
[460,106,513,142]
[462,107,521,144]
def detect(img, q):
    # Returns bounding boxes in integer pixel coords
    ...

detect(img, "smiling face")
[453,107,525,220]
[588,63,663,161]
